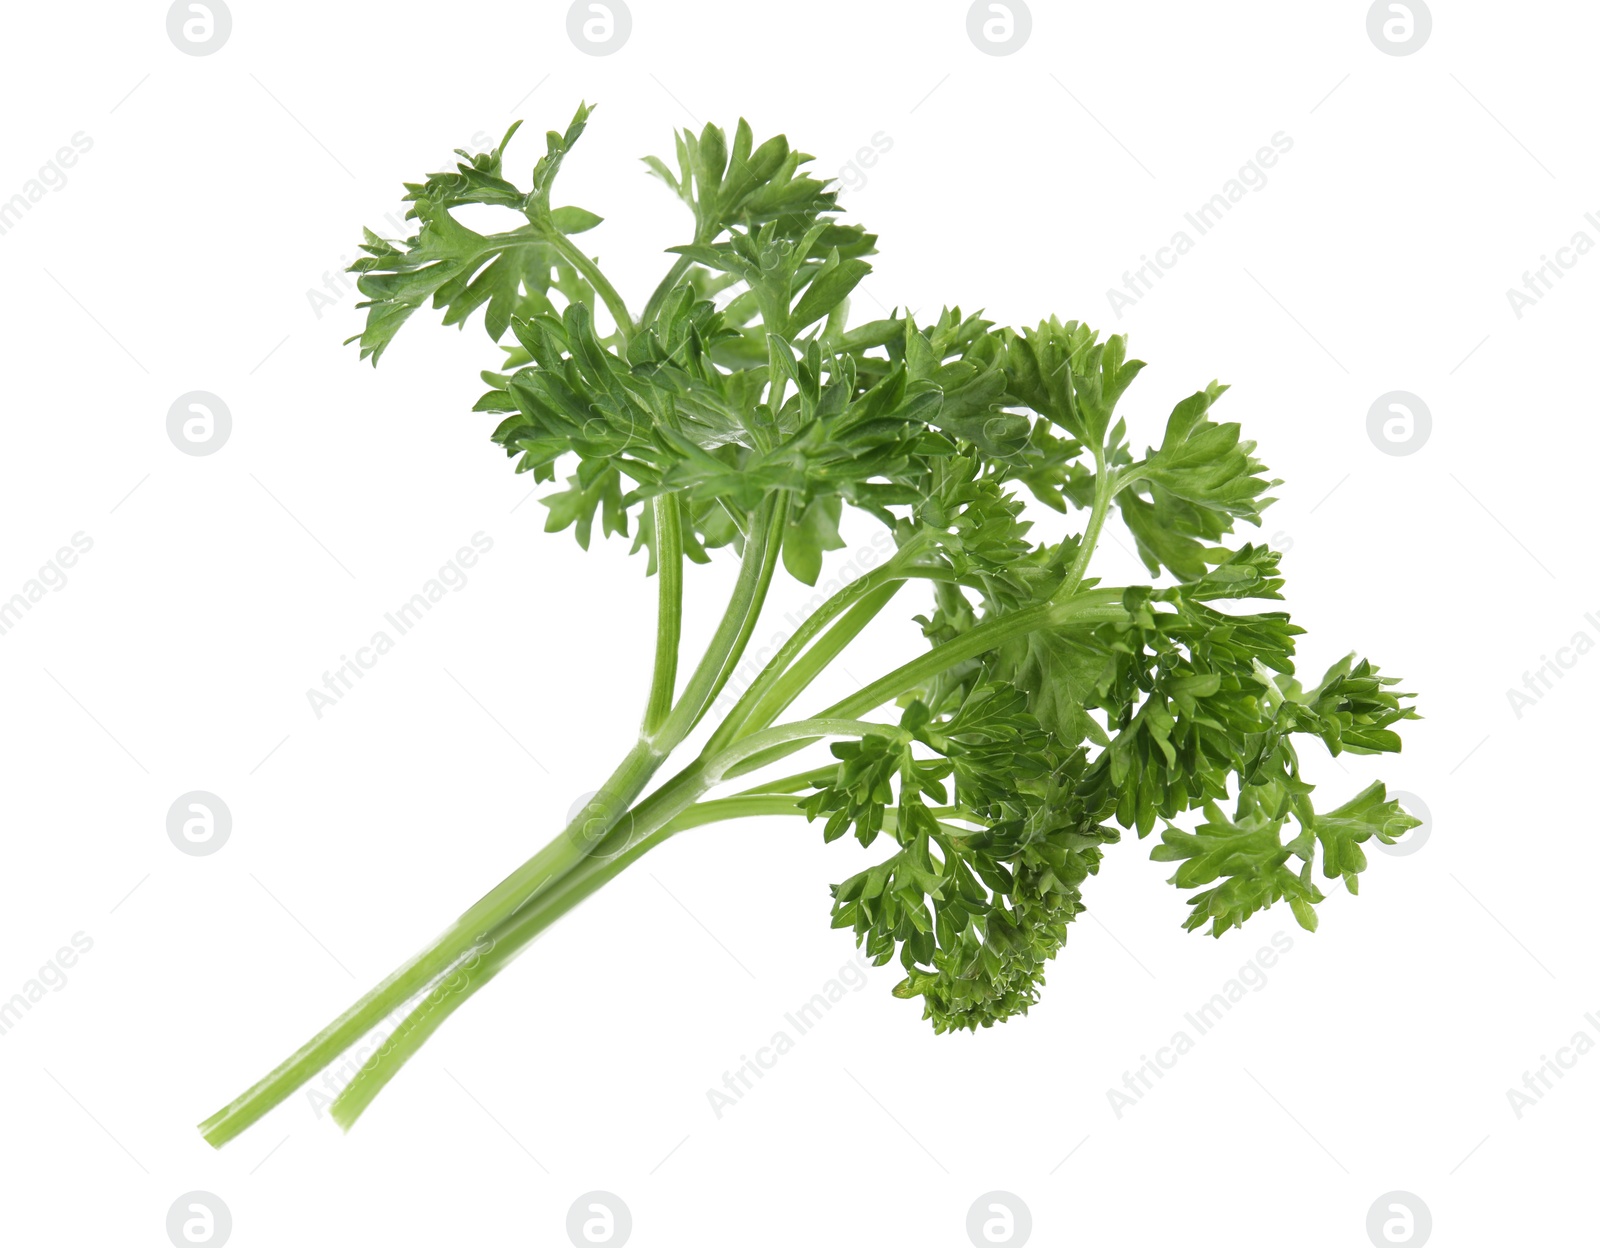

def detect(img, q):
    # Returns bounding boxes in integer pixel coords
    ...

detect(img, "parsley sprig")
[199,105,1419,1144]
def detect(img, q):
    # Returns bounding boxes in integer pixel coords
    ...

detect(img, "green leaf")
[781,495,845,586]
[326,102,1424,1068]
[993,628,1112,751]
[1127,383,1280,522]
[551,206,604,234]
[790,256,872,331]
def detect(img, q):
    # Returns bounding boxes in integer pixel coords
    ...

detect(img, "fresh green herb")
[199,105,1419,1144]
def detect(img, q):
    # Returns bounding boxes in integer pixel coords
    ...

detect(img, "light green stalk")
[200,494,783,1148]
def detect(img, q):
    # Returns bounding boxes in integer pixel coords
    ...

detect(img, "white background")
[0,1,1593,1245]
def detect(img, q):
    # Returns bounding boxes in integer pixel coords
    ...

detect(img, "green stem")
[1058,448,1110,598]
[644,495,683,735]
[329,717,895,1128]
[200,496,783,1149]
[705,537,931,752]
[730,580,904,743]
[640,254,695,327]
[324,711,902,1130]
[644,494,780,748]
[662,793,968,840]
[330,823,671,1130]
[721,589,1128,781]
[710,717,898,778]
[727,765,836,797]
[196,735,661,1149]
[766,333,790,418]
[828,590,1125,720]
[577,716,894,870]
[545,231,635,344]
[690,497,788,731]
[659,793,810,832]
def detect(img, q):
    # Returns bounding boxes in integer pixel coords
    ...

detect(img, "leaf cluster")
[351,105,1423,1034]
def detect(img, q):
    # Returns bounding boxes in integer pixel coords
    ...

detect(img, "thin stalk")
[201,495,783,1148]
[545,232,636,344]
[1058,448,1110,598]
[690,497,788,731]
[727,765,836,797]
[704,533,935,753]
[329,716,894,1128]
[646,494,780,748]
[661,794,969,840]
[826,590,1126,721]
[659,793,810,832]
[643,495,683,735]
[196,737,657,1149]
[766,334,790,421]
[727,580,904,744]
[330,824,671,1129]
[721,589,1129,781]
[708,717,899,778]
[640,254,695,327]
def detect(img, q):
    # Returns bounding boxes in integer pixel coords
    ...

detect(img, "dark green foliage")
[351,104,1421,1034]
